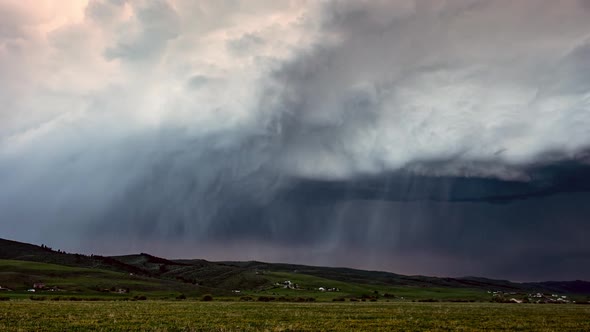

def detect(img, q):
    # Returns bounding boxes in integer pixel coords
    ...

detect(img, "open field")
[1,301,589,331]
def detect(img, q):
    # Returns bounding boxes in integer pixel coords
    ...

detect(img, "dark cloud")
[279,162,590,204]
[59,159,589,281]
[265,0,590,180]
[1,0,589,281]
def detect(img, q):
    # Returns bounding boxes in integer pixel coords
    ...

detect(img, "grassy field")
[1,301,589,331]
[0,259,207,300]
[253,271,490,301]
[0,259,496,302]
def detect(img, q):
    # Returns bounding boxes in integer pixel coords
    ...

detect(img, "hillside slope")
[0,259,208,297]
[2,238,589,297]
[0,238,146,276]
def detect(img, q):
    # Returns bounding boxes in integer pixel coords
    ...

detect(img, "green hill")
[0,238,147,276]
[1,237,589,302]
[0,259,210,299]
[112,254,269,290]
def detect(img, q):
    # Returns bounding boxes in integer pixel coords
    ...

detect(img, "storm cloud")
[1,0,589,281]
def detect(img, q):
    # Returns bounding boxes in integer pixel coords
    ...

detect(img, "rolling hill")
[0,259,197,296]
[1,237,589,301]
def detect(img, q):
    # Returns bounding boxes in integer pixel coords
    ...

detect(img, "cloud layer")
[1,0,589,280]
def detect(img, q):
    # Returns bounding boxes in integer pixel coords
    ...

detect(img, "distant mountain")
[1,237,589,297]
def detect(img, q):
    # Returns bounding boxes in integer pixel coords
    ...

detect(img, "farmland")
[1,301,589,331]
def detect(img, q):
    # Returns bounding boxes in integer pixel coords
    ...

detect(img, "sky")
[1,0,590,281]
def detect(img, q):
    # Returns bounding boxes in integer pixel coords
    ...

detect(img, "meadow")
[1,301,589,331]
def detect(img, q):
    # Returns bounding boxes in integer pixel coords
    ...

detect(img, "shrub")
[491,295,509,303]
[201,294,213,301]
[257,296,274,302]
[30,296,47,301]
[0,297,9,301]
[240,296,253,301]
[133,295,147,301]
[361,294,379,301]
[176,294,186,300]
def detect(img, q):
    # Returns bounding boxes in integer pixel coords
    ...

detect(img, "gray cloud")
[267,0,590,180]
[104,0,180,60]
[1,0,589,280]
[227,33,265,56]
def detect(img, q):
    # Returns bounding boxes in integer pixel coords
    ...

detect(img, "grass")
[245,271,490,301]
[0,260,492,302]
[1,301,589,331]
[0,259,206,300]
[3,237,590,301]
[3,259,588,304]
